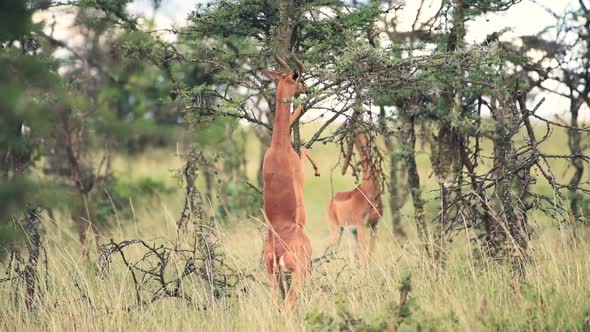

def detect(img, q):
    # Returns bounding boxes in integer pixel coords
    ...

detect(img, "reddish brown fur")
[262,60,314,312]
[326,133,383,262]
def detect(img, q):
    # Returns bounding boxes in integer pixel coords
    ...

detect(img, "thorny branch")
[97,147,253,308]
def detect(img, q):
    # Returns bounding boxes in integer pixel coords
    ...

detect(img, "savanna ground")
[1,124,589,331]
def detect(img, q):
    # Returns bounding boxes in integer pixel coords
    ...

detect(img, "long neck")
[357,141,379,193]
[271,92,292,148]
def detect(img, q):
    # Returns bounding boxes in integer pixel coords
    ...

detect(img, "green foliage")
[216,181,263,220]
[192,117,237,146]
[0,44,56,160]
[570,191,590,224]
[0,179,72,256]
[182,0,385,106]
[95,176,173,225]
[0,0,44,41]
[464,0,522,18]
[305,274,449,331]
[136,177,170,195]
[195,121,261,220]
[0,0,62,246]
[301,2,382,60]
[577,308,590,331]
[305,273,460,331]
[305,293,389,332]
[0,178,33,223]
[189,0,278,40]
[92,30,181,152]
[74,0,137,30]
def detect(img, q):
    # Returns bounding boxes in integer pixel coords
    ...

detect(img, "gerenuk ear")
[263,69,282,81]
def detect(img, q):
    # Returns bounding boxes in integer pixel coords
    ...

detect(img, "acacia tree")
[355,1,515,256]
[33,2,197,254]
[524,1,590,224]
[0,0,66,310]
[37,6,134,255]
[178,1,536,267]
[351,0,586,270]
[403,0,529,265]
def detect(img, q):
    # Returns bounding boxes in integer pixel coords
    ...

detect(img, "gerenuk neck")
[357,144,379,194]
[271,94,293,148]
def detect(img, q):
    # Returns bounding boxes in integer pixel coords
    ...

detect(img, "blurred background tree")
[0,0,58,249]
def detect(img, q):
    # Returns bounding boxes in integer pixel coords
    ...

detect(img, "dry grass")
[1,125,589,331]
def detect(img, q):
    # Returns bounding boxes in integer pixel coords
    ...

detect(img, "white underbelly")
[279,255,292,272]
[342,225,358,232]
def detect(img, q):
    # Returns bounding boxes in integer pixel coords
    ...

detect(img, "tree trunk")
[389,152,408,238]
[400,109,430,256]
[61,110,98,256]
[23,207,42,311]
[178,149,219,301]
[429,0,466,266]
[379,106,407,238]
[568,99,584,223]
[494,99,527,271]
